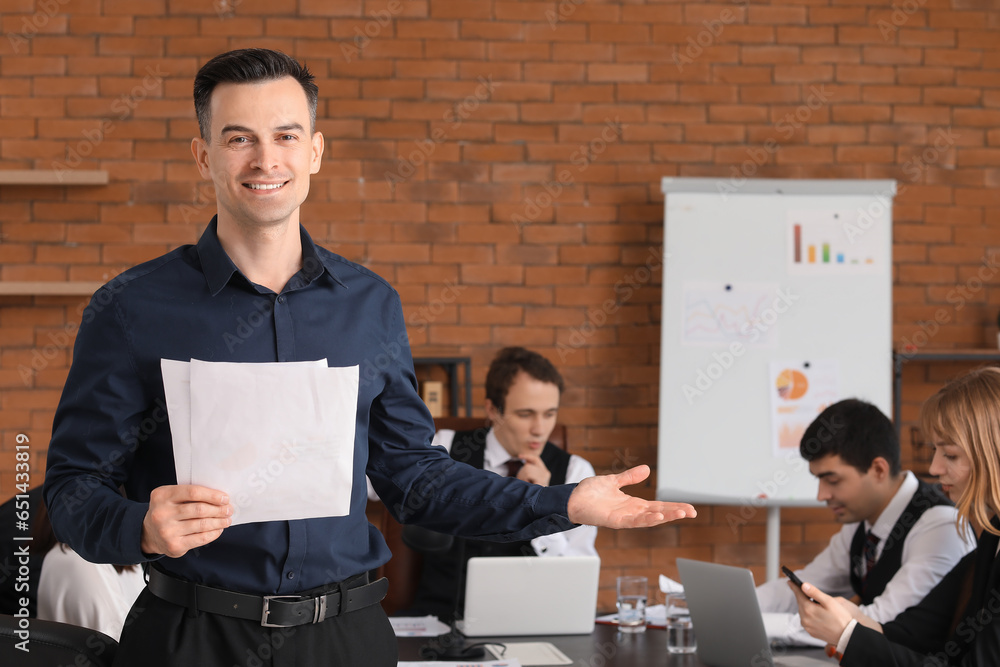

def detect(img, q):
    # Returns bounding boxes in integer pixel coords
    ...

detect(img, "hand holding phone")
[782,565,819,604]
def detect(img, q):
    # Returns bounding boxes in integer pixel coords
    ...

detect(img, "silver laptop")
[457,556,600,637]
[675,559,833,667]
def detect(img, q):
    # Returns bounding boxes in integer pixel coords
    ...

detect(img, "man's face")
[809,454,886,524]
[486,371,560,459]
[191,77,323,232]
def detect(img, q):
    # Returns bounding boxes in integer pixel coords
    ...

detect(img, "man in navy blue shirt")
[43,49,696,666]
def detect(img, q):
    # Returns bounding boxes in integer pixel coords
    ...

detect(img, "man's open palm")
[567,465,697,529]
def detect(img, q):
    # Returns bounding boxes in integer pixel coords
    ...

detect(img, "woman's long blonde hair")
[921,366,1000,537]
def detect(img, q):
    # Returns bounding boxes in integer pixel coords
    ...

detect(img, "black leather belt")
[147,567,388,628]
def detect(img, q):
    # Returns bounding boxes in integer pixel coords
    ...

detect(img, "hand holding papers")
[161,358,359,526]
[140,484,232,558]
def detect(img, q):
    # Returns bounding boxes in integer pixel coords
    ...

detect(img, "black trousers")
[114,586,397,667]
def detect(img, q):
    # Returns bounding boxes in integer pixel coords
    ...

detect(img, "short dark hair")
[799,399,900,475]
[193,48,318,140]
[485,347,564,414]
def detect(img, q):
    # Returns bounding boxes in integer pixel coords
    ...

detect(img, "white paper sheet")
[488,642,571,665]
[596,604,667,628]
[659,574,683,594]
[162,358,329,486]
[161,358,193,485]
[389,616,451,637]
[768,359,840,458]
[398,662,520,667]
[762,612,828,648]
[161,358,359,525]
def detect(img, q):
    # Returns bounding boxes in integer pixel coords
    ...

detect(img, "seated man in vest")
[757,398,974,645]
[400,346,597,622]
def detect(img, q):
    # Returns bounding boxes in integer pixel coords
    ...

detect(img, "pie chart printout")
[775,369,809,401]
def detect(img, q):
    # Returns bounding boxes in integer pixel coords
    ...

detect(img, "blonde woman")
[790,366,999,665]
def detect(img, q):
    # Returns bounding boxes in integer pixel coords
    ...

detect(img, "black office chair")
[0,614,118,666]
[0,487,43,617]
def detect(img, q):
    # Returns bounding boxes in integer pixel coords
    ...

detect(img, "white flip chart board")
[657,178,895,511]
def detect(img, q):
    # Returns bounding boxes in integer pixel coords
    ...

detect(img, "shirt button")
[277,296,285,304]
[286,571,295,580]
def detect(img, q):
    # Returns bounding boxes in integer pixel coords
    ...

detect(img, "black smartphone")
[781,565,804,589]
[782,565,819,603]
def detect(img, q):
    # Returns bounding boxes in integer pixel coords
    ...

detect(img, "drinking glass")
[666,591,697,654]
[615,575,647,633]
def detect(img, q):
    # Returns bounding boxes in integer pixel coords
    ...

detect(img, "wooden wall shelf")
[412,354,473,417]
[0,282,103,296]
[0,170,109,186]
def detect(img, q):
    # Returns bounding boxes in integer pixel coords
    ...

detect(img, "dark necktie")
[504,458,524,478]
[863,530,880,580]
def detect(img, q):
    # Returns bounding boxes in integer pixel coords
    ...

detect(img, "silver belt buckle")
[260,595,300,627]
[260,594,328,627]
[313,595,327,624]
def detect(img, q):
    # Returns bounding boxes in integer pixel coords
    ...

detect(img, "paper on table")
[660,574,683,594]
[595,604,667,628]
[398,662,520,667]
[596,574,684,628]
[162,358,359,525]
[762,612,828,647]
[488,642,571,665]
[388,616,451,637]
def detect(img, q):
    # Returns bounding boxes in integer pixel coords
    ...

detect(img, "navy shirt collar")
[196,215,345,296]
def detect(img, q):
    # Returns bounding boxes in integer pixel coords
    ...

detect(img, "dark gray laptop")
[675,559,833,667]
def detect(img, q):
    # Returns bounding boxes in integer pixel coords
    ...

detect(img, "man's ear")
[868,456,891,481]
[309,131,324,175]
[191,137,211,179]
[485,399,502,425]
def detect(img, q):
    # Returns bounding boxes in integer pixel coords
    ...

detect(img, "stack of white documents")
[161,358,359,525]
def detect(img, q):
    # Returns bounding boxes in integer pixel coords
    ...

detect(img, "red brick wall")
[3,1,999,611]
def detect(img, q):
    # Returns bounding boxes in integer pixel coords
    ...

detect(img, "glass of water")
[666,592,697,654]
[615,575,647,633]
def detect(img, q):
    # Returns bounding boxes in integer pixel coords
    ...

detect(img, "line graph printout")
[681,282,781,348]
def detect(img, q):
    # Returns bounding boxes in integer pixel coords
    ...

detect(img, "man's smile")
[243,181,288,191]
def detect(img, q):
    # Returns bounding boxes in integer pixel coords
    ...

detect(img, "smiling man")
[402,347,598,622]
[756,399,974,645]
[42,49,696,667]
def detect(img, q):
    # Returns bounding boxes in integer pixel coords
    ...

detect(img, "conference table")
[397,622,835,666]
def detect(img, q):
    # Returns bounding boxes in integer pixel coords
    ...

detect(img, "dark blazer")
[843,518,1000,667]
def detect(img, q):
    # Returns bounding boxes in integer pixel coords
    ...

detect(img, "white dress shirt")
[431,427,599,558]
[37,545,146,641]
[756,471,975,645]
